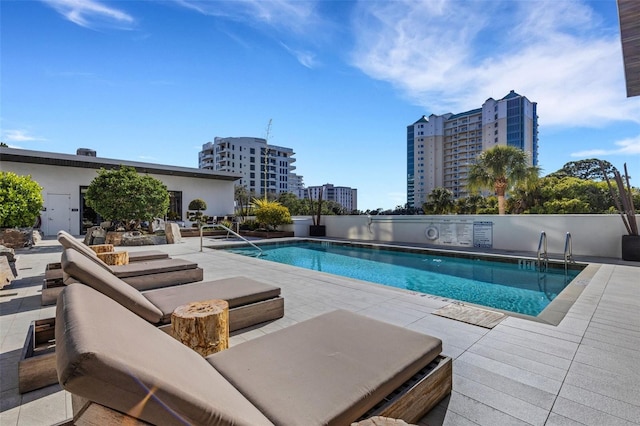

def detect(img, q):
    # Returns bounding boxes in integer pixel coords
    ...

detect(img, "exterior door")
[46,193,71,236]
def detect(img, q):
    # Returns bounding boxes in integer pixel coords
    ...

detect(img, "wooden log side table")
[171,299,229,357]
[89,244,114,254]
[96,251,129,265]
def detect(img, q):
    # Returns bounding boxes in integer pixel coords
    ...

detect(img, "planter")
[309,225,326,237]
[622,235,640,261]
[240,230,294,239]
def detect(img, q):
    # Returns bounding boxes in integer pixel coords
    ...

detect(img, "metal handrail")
[564,232,574,273]
[200,223,263,255]
[537,231,548,272]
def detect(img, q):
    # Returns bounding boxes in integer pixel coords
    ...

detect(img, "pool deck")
[1,236,639,425]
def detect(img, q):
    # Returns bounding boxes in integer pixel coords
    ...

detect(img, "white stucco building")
[1,147,240,236]
[199,137,297,197]
[305,184,358,213]
[407,90,538,208]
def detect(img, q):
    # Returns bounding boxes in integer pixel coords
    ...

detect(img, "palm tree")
[423,187,454,214]
[467,146,534,215]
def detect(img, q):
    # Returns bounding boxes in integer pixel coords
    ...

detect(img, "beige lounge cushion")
[57,231,169,262]
[56,284,274,426]
[144,277,281,323]
[58,230,112,273]
[109,258,197,278]
[61,249,163,323]
[208,309,442,425]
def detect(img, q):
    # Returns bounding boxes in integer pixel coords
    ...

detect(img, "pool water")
[224,241,582,316]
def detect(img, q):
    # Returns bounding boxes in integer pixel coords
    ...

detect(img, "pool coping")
[209,237,594,327]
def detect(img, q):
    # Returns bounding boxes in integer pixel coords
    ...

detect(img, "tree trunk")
[171,299,229,356]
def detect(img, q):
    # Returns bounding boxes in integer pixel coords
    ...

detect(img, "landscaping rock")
[0,245,16,262]
[165,223,181,244]
[0,228,33,248]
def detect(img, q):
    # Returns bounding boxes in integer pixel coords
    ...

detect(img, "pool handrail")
[200,224,263,256]
[537,231,548,272]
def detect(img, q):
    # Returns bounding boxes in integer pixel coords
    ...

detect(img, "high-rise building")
[199,137,296,196]
[305,183,358,213]
[407,90,538,208]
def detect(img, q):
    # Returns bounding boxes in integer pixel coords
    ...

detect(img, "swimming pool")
[222,241,584,316]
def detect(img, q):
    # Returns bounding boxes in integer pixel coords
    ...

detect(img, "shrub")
[0,172,44,228]
[187,198,209,228]
[85,166,169,230]
[253,198,292,230]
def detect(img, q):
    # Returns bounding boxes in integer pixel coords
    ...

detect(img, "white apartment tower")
[407,91,538,208]
[199,137,296,196]
[305,183,358,213]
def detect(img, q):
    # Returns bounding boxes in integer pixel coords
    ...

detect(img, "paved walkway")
[1,237,638,425]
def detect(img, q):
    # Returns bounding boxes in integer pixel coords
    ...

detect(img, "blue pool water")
[224,241,582,316]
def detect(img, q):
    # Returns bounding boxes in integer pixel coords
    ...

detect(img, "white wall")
[3,161,236,236]
[319,214,629,258]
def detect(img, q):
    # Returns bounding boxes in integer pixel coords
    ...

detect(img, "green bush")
[0,172,44,228]
[187,198,209,228]
[253,198,292,230]
[85,166,169,230]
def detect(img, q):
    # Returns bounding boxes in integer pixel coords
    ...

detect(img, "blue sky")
[2,0,639,211]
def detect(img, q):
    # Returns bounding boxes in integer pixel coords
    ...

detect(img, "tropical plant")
[467,146,535,215]
[0,172,44,228]
[309,187,324,226]
[187,198,209,228]
[277,192,308,215]
[600,162,638,236]
[84,166,169,230]
[422,187,454,214]
[252,198,292,230]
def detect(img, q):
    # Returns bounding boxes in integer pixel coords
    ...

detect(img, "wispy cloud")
[350,0,640,127]
[173,0,318,35]
[3,129,46,142]
[571,135,640,157]
[280,43,318,68]
[40,0,134,30]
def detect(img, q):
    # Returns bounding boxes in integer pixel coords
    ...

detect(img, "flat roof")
[0,147,241,181]
[618,0,640,97]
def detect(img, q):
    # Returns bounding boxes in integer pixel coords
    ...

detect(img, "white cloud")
[350,0,640,127]
[571,134,640,157]
[280,43,318,68]
[41,0,134,30]
[3,129,46,142]
[173,0,318,35]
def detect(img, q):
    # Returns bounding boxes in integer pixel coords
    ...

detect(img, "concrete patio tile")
[544,413,588,426]
[469,335,572,371]
[564,361,640,406]
[590,315,640,333]
[456,351,563,395]
[454,358,557,409]
[499,317,583,342]
[18,386,67,426]
[464,342,568,383]
[583,327,640,351]
[558,383,640,424]
[357,303,426,327]
[453,375,550,425]
[551,396,637,426]
[441,410,479,426]
[487,327,578,360]
[573,344,640,378]
[446,390,533,426]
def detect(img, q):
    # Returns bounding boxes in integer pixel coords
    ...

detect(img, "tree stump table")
[89,244,114,254]
[96,251,129,265]
[171,299,229,357]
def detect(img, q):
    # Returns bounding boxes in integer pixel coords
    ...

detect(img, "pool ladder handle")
[537,231,548,273]
[200,223,263,256]
[564,232,575,274]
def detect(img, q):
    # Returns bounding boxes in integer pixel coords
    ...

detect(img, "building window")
[250,156,255,163]
[250,148,255,154]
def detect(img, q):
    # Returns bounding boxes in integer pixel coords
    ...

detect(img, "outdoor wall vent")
[76,148,96,157]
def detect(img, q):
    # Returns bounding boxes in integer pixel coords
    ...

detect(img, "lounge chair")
[61,248,283,331]
[57,284,452,425]
[19,249,283,394]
